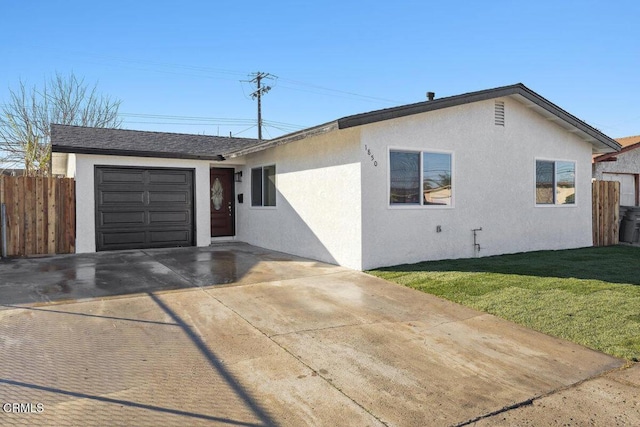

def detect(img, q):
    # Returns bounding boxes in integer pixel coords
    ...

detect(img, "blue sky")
[1,0,638,139]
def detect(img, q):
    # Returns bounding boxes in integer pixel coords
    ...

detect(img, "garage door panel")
[149,210,191,225]
[149,230,192,243]
[101,231,147,246]
[148,191,190,204]
[99,211,146,226]
[95,166,194,251]
[148,170,191,184]
[100,191,146,205]
[99,169,145,184]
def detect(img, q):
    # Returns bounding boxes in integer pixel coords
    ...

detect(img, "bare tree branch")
[0,72,122,176]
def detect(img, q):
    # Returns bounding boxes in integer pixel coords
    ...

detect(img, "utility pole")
[246,72,275,141]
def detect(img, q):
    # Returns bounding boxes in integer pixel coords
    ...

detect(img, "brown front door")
[210,168,235,237]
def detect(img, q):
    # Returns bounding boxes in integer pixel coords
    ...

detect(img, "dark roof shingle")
[51,124,261,160]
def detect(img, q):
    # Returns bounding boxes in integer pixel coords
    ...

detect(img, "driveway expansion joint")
[204,292,391,427]
[141,249,201,288]
[1,245,630,426]
[267,321,380,338]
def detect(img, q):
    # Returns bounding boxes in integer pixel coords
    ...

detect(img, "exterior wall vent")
[495,101,505,126]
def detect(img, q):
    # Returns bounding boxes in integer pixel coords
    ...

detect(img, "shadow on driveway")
[0,243,289,426]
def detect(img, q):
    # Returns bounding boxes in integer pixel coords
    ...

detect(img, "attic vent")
[495,101,505,126]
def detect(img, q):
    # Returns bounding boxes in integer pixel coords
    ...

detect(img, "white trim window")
[389,150,453,206]
[535,160,576,205]
[251,165,276,207]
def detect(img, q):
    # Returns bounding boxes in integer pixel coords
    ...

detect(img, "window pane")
[536,160,554,204]
[423,152,452,205]
[556,161,575,204]
[263,165,276,206]
[390,151,420,204]
[251,167,262,206]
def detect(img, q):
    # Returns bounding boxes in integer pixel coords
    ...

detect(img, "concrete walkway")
[0,244,636,426]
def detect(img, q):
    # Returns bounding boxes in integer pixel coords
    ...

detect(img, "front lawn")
[368,245,640,361]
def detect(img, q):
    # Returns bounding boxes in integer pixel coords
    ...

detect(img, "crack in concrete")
[453,365,631,426]
[203,291,390,427]
[453,398,535,426]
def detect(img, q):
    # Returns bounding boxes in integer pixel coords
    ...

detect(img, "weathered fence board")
[592,180,620,247]
[0,176,75,257]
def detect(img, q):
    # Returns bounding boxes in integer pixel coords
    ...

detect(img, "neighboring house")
[593,135,640,206]
[51,83,620,270]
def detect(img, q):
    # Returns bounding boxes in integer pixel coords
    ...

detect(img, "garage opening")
[95,166,195,251]
[602,172,638,206]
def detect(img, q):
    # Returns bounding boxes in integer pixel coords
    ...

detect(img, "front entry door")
[210,168,235,237]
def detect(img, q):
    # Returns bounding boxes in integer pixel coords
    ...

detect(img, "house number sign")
[364,144,378,167]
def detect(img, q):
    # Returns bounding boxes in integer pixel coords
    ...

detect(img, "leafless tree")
[0,72,122,176]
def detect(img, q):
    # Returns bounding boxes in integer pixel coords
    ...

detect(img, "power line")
[122,121,256,126]
[243,72,276,141]
[233,124,258,137]
[53,51,402,105]
[119,112,306,131]
[277,77,402,104]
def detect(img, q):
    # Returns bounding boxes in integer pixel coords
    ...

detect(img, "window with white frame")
[535,160,575,205]
[389,150,452,206]
[251,165,276,207]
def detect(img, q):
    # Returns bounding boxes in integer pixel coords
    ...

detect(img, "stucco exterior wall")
[71,154,215,253]
[593,148,640,178]
[236,128,363,270]
[593,148,640,206]
[360,97,595,269]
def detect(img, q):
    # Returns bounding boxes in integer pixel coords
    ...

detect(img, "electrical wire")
[233,124,257,137]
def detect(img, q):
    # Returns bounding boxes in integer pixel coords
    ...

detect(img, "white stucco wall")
[360,97,595,269]
[71,154,214,253]
[236,128,363,270]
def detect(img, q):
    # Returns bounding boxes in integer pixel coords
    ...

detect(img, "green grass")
[368,245,640,361]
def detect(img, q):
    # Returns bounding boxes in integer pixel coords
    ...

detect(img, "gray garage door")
[95,166,195,251]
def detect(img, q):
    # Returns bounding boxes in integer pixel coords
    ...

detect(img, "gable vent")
[495,101,505,126]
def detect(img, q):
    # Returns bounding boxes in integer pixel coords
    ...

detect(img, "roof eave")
[225,121,339,158]
[509,86,620,153]
[594,140,640,162]
[52,145,225,161]
[336,83,621,153]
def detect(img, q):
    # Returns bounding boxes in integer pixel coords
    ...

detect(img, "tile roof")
[51,124,261,160]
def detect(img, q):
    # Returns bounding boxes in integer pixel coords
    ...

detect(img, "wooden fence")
[592,180,620,247]
[0,176,75,257]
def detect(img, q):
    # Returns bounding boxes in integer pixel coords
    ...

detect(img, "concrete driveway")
[0,243,635,426]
